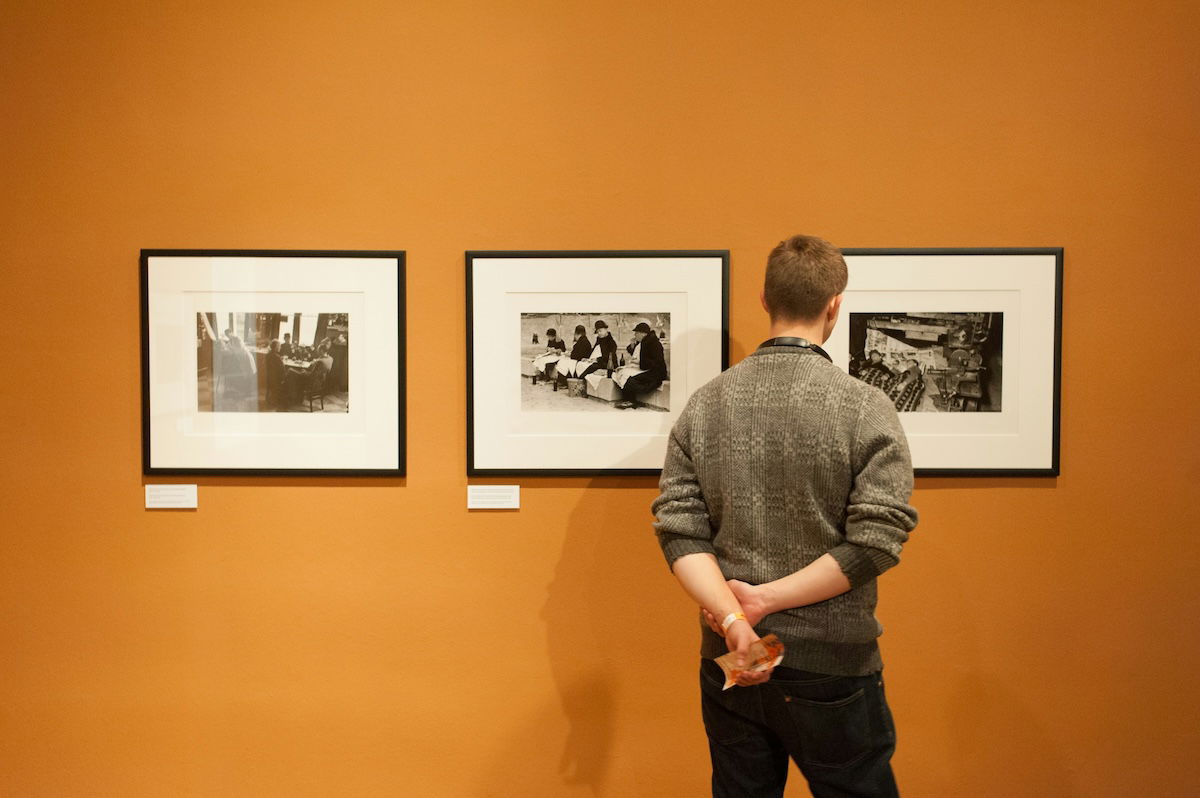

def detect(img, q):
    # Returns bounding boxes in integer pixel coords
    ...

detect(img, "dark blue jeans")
[699,659,899,798]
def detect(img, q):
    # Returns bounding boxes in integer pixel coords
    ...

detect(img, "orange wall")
[3,2,1198,796]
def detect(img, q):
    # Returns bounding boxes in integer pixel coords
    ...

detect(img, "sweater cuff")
[828,543,891,588]
[658,535,717,569]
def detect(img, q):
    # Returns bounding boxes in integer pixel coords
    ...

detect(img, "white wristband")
[720,612,747,633]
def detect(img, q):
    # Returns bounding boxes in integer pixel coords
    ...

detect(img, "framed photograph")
[467,250,729,475]
[828,248,1063,477]
[141,249,405,476]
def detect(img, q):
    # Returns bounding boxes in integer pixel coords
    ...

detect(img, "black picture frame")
[466,250,729,476]
[141,249,406,476]
[837,247,1063,477]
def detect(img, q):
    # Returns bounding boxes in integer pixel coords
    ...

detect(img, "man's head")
[574,324,586,339]
[283,333,291,342]
[269,340,280,353]
[546,328,557,340]
[762,235,848,337]
[594,320,609,337]
[633,321,653,341]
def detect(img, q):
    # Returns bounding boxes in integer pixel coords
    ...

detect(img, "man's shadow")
[537,329,745,791]
[540,474,661,789]
[479,329,733,794]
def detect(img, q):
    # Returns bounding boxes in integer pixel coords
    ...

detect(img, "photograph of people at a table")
[520,312,670,412]
[196,312,349,413]
[847,311,1003,413]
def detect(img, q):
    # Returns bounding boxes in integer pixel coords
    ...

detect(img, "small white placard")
[145,484,198,509]
[467,485,520,510]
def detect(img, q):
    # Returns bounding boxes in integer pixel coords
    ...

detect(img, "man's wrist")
[719,611,747,633]
[756,582,779,616]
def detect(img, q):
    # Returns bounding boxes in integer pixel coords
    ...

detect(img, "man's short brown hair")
[763,234,848,322]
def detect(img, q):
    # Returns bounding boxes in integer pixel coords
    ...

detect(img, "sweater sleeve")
[829,389,919,587]
[652,416,717,568]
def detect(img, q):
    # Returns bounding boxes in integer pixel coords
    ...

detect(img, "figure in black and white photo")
[520,313,671,412]
[613,321,669,409]
[568,324,592,361]
[575,320,618,380]
[264,339,287,407]
[543,319,618,385]
[848,312,1002,412]
[221,333,258,399]
[854,350,893,388]
[196,312,350,413]
[531,328,567,385]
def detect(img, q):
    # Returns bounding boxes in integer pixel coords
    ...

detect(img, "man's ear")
[760,290,770,314]
[828,293,844,321]
[820,294,844,343]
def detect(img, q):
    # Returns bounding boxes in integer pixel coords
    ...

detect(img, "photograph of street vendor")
[518,312,671,413]
[613,321,668,409]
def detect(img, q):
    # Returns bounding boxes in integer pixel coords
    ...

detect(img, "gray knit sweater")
[653,343,918,676]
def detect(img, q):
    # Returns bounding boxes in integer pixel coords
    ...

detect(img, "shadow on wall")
[476,473,669,796]
[540,469,665,792]
[476,345,700,795]
[542,436,670,793]
[525,335,712,794]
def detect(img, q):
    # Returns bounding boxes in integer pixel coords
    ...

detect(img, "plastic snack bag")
[713,634,785,690]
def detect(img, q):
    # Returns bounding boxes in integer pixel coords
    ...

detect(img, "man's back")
[654,341,916,676]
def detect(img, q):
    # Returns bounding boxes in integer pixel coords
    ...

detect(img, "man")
[578,319,618,379]
[309,342,334,385]
[284,341,333,406]
[218,327,236,359]
[855,349,895,390]
[264,339,287,409]
[887,359,925,412]
[614,321,667,409]
[330,331,349,391]
[280,332,294,358]
[532,328,567,385]
[552,324,595,383]
[568,324,592,360]
[652,234,918,798]
[222,334,257,399]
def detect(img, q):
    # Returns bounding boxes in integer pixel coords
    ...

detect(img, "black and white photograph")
[848,312,1002,413]
[467,250,727,475]
[833,248,1062,476]
[520,312,671,413]
[197,312,350,413]
[142,249,405,476]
